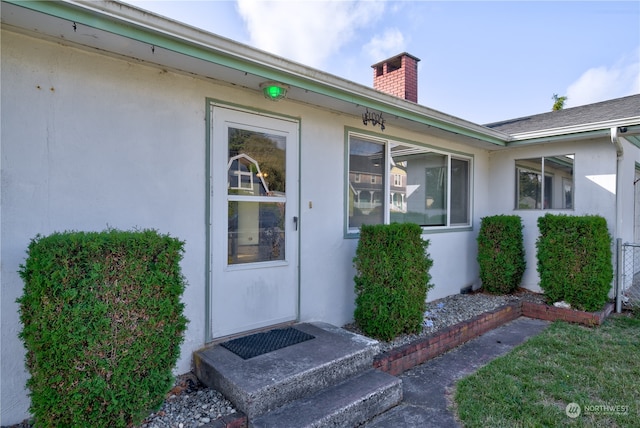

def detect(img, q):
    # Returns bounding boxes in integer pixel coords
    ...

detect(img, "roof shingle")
[484,94,640,134]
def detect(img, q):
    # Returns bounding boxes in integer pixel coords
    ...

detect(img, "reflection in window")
[228,128,286,195]
[515,155,573,210]
[348,137,384,228]
[347,134,472,231]
[227,127,287,265]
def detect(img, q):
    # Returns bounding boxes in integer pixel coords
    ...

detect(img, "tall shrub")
[477,215,526,294]
[537,214,613,311]
[17,229,188,428]
[353,223,433,341]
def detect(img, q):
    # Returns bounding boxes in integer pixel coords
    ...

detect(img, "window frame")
[345,130,473,236]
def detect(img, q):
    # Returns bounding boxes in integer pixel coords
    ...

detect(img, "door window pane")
[227,127,287,265]
[349,137,385,228]
[228,201,285,264]
[228,128,286,196]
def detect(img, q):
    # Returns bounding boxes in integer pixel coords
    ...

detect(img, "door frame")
[205,100,301,342]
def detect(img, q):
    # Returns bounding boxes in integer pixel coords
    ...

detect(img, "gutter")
[508,117,640,142]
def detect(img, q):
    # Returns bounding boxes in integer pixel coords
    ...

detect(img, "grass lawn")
[454,313,640,427]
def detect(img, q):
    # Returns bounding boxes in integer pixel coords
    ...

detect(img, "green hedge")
[477,215,526,294]
[353,223,433,341]
[536,214,613,311]
[17,229,188,428]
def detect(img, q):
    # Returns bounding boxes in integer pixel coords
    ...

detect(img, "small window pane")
[389,146,446,226]
[423,154,447,226]
[451,157,470,225]
[349,137,384,228]
[545,155,574,209]
[516,158,542,209]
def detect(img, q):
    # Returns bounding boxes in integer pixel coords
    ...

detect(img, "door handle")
[293,216,298,231]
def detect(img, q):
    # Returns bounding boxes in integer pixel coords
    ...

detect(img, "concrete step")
[251,369,402,428]
[194,322,382,419]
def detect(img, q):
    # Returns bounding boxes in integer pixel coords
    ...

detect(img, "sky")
[125,0,639,124]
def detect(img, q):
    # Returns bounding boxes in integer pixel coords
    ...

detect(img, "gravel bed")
[344,290,546,353]
[140,373,237,428]
[8,291,545,428]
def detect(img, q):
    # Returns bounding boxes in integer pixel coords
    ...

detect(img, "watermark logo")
[565,402,581,418]
[565,402,629,418]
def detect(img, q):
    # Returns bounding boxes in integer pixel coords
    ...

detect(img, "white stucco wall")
[487,140,620,291]
[618,138,640,244]
[1,30,212,424]
[617,139,640,292]
[1,29,492,424]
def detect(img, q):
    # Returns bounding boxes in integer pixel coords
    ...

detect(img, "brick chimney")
[372,53,420,103]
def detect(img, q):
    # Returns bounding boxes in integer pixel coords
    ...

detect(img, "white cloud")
[236,0,385,68]
[362,28,407,62]
[566,47,640,107]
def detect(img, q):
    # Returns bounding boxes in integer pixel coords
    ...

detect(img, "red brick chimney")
[372,53,420,103]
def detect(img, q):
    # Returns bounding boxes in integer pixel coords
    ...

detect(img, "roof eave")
[506,117,640,145]
[2,0,509,148]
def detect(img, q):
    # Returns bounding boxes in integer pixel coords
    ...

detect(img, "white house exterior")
[1,1,639,424]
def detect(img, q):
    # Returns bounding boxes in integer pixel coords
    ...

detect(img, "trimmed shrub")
[353,223,433,341]
[477,215,526,294]
[536,214,613,311]
[17,229,188,428]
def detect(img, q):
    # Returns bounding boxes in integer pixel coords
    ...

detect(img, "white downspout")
[611,127,624,312]
[611,126,624,157]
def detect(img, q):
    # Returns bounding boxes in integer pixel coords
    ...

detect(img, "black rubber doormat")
[220,327,315,360]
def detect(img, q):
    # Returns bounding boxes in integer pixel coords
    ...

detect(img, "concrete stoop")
[193,322,402,427]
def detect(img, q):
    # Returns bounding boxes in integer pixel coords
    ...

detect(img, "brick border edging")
[522,301,614,326]
[373,302,521,376]
[373,300,614,376]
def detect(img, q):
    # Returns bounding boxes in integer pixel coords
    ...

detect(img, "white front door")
[209,106,299,339]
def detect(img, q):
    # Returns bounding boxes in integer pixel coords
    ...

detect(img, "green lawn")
[454,313,640,427]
